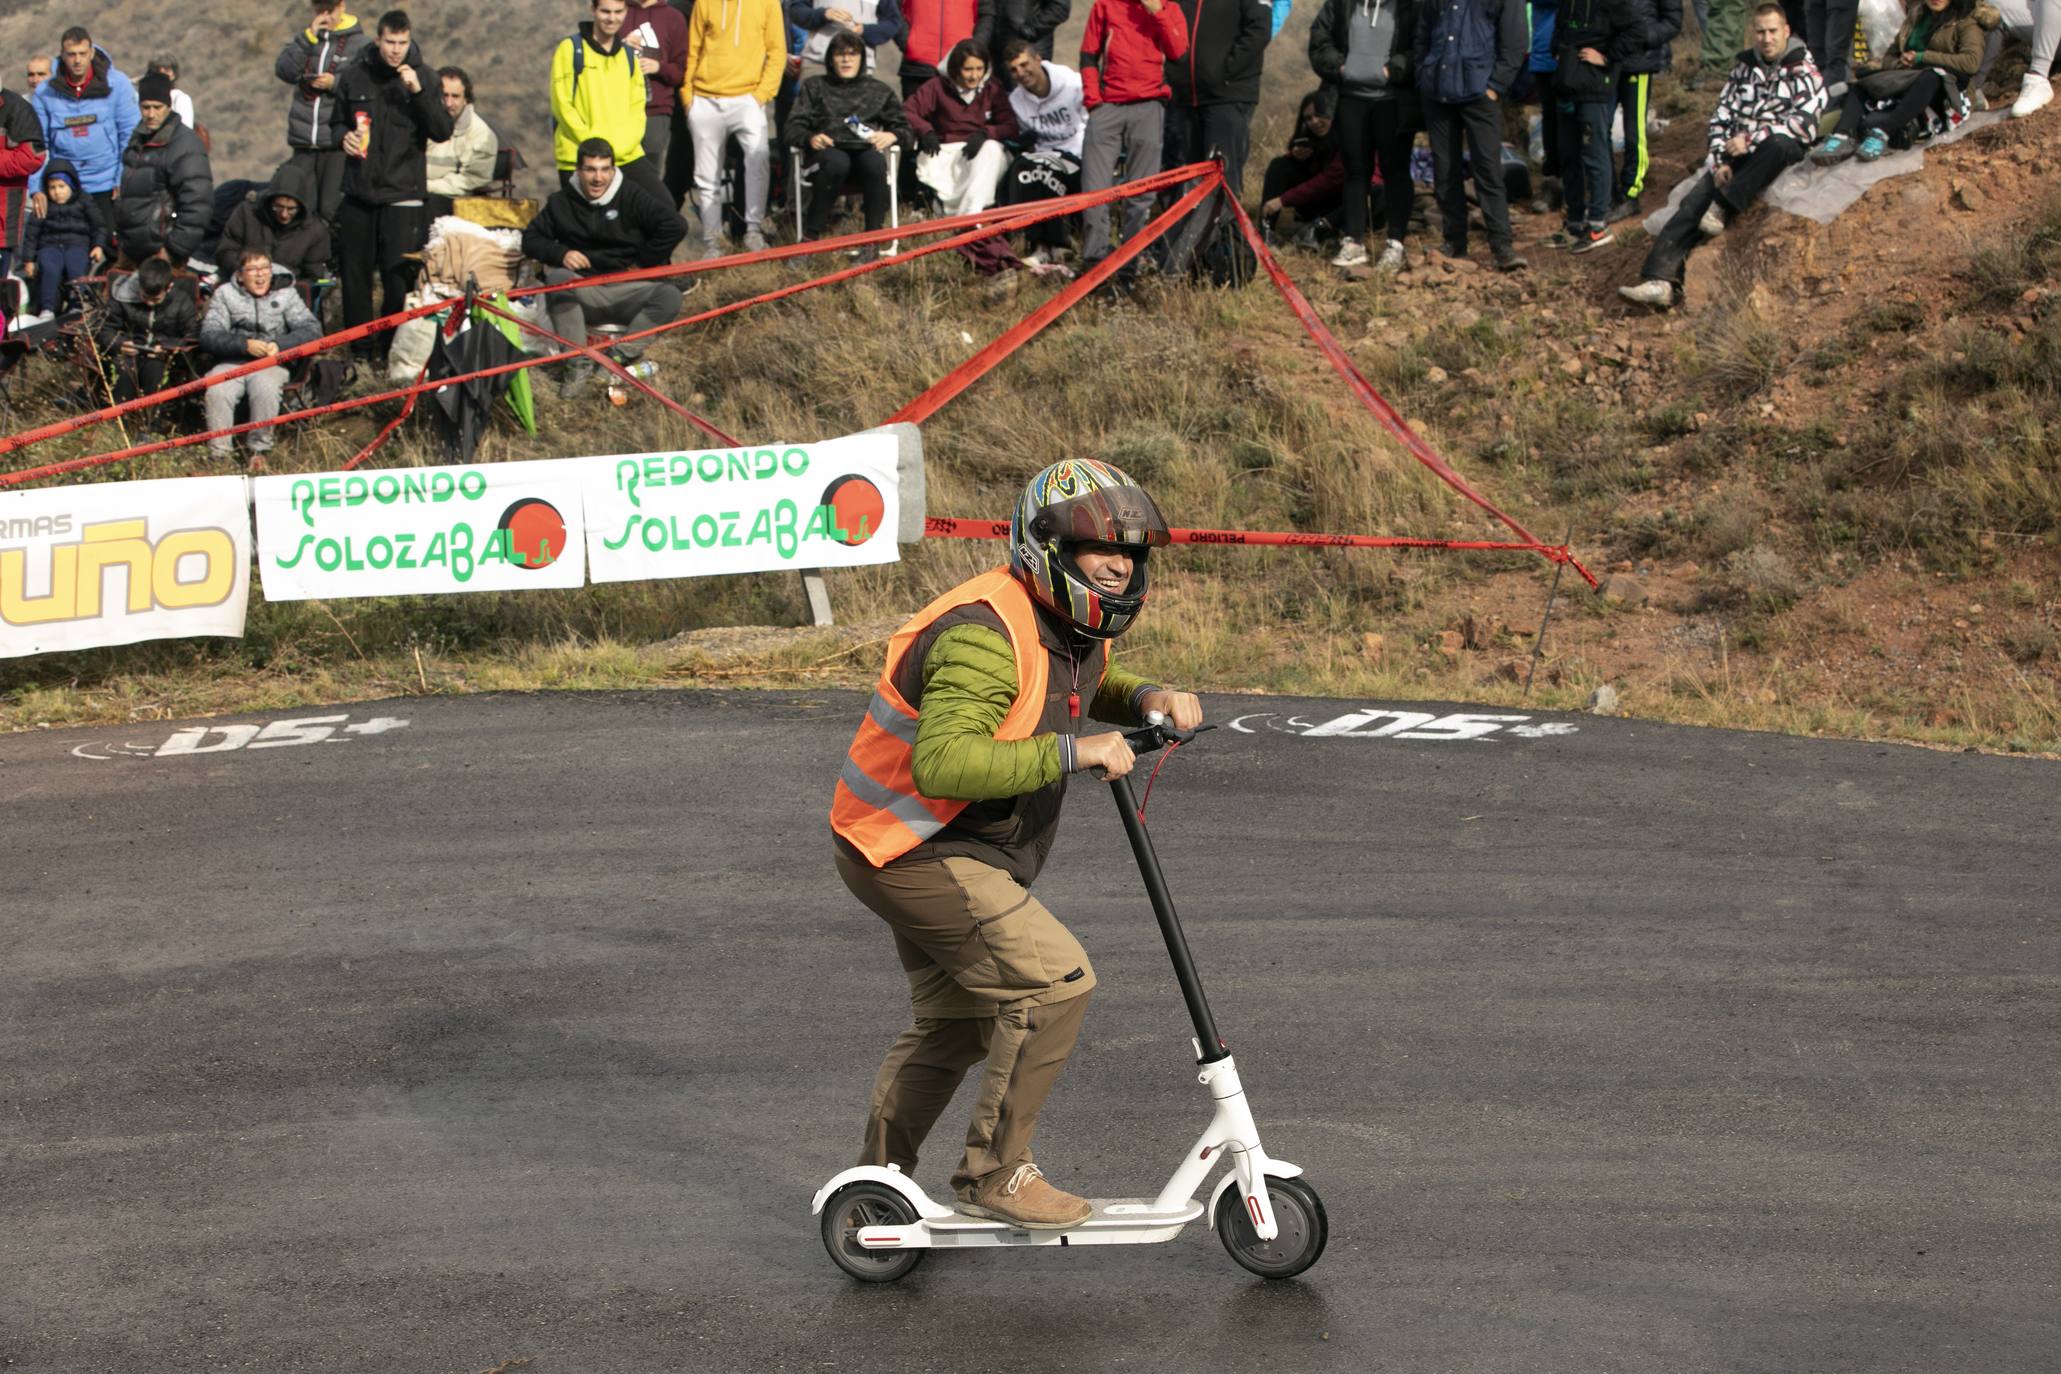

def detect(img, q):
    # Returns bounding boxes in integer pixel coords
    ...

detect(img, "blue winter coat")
[28,45,138,196]
[1529,0,1559,73]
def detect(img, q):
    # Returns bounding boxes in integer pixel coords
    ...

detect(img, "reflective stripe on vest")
[829,568,1051,868]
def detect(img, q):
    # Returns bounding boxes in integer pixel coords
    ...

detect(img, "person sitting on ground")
[17,158,106,324]
[92,254,200,402]
[115,70,213,269]
[520,136,689,399]
[784,32,908,253]
[831,458,1203,1232]
[425,66,500,215]
[905,41,1021,217]
[214,162,334,285]
[1258,87,1345,246]
[198,249,322,469]
[1619,2,1823,309]
[999,37,1088,266]
[1810,0,1988,162]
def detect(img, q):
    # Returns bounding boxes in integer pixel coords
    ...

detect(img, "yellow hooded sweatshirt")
[550,22,648,171]
[684,0,786,105]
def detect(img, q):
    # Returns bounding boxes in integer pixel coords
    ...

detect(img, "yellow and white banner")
[1,476,252,659]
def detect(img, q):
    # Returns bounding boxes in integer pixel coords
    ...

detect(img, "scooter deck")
[859,1198,1207,1250]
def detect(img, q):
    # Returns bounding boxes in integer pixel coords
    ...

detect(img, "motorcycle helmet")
[1008,459,1170,640]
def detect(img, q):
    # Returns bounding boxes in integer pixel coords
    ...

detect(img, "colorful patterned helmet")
[1008,460,1170,640]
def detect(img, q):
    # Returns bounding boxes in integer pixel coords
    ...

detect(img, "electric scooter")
[813,714,1327,1282]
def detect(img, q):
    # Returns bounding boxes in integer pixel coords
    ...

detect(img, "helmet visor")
[1035,486,1170,548]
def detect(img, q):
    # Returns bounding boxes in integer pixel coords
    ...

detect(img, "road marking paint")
[1225,710,1579,742]
[70,714,412,761]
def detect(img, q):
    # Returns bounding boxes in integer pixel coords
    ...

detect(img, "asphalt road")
[3,691,2056,1373]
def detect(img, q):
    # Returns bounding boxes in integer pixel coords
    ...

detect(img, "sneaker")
[557,359,598,398]
[1856,128,1891,162]
[742,228,769,253]
[1022,248,1050,267]
[1618,278,1676,308]
[245,449,270,474]
[1971,88,1989,112]
[957,1162,1093,1230]
[1375,239,1406,271]
[1541,228,1579,250]
[1604,197,1641,224]
[1698,202,1729,237]
[1811,133,1856,163]
[1492,244,1528,272]
[856,244,881,265]
[1291,222,1325,250]
[1330,238,1370,268]
[2011,72,2054,118]
[1569,225,1615,254]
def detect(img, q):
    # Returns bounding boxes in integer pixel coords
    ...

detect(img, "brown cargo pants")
[836,850,1096,1198]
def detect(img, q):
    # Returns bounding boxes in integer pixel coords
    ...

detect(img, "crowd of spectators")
[0,0,2057,452]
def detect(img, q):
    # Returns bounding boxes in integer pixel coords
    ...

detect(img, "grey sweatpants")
[542,269,685,361]
[1080,100,1164,263]
[204,363,289,454]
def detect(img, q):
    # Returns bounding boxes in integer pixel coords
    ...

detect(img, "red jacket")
[1079,0,1188,107]
[903,74,1021,143]
[0,89,47,253]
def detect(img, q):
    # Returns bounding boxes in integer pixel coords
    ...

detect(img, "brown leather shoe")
[957,1163,1093,1229]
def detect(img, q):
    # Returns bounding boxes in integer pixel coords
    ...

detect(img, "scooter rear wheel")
[820,1182,926,1283]
[1215,1176,1328,1279]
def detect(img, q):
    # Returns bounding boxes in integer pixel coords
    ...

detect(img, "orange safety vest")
[831,568,1053,868]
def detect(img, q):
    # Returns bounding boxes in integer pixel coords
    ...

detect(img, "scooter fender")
[1206,1158,1305,1233]
[810,1163,956,1220]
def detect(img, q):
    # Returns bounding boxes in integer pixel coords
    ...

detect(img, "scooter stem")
[1108,772,1229,1063]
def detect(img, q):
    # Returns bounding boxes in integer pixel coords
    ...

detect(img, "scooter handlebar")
[1120,710,1215,756]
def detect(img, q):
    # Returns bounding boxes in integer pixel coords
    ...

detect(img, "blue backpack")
[1419,0,1498,104]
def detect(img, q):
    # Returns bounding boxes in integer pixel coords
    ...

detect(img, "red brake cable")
[1135,740,1182,823]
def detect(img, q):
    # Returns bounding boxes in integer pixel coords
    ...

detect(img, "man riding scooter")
[829,460,1203,1230]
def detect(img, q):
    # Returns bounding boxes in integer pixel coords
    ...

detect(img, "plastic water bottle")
[607,359,659,406]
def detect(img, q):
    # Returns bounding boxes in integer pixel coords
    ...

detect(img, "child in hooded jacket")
[19,159,106,318]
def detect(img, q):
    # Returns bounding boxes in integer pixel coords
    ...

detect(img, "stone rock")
[1602,575,1649,607]
[1425,365,1450,384]
[1360,632,1386,659]
[1560,356,1586,378]
[1953,180,1986,212]
[1586,684,1620,714]
[1436,630,1465,657]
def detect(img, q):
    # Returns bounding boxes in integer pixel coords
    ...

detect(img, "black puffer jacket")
[216,162,334,280]
[1165,0,1273,106]
[276,13,372,150]
[1551,0,1648,100]
[1620,0,1681,75]
[783,70,913,150]
[521,169,689,274]
[93,268,201,351]
[116,112,213,265]
[993,0,1072,60]
[334,40,454,206]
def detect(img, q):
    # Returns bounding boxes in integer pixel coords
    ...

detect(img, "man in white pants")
[683,0,785,256]
[2011,0,2059,115]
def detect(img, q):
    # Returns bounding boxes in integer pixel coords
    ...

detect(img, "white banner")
[252,460,587,601]
[582,432,900,584]
[1,475,251,659]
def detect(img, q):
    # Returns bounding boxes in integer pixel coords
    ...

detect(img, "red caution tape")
[925,515,1575,558]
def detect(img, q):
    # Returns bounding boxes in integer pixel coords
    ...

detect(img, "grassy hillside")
[1,7,2055,753]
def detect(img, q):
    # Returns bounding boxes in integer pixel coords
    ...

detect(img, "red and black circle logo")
[499,498,569,570]
[820,475,885,547]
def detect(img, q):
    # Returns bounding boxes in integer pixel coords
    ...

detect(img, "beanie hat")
[137,71,174,106]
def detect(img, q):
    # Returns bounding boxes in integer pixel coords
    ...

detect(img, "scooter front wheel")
[1215,1176,1328,1280]
[821,1182,926,1283]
